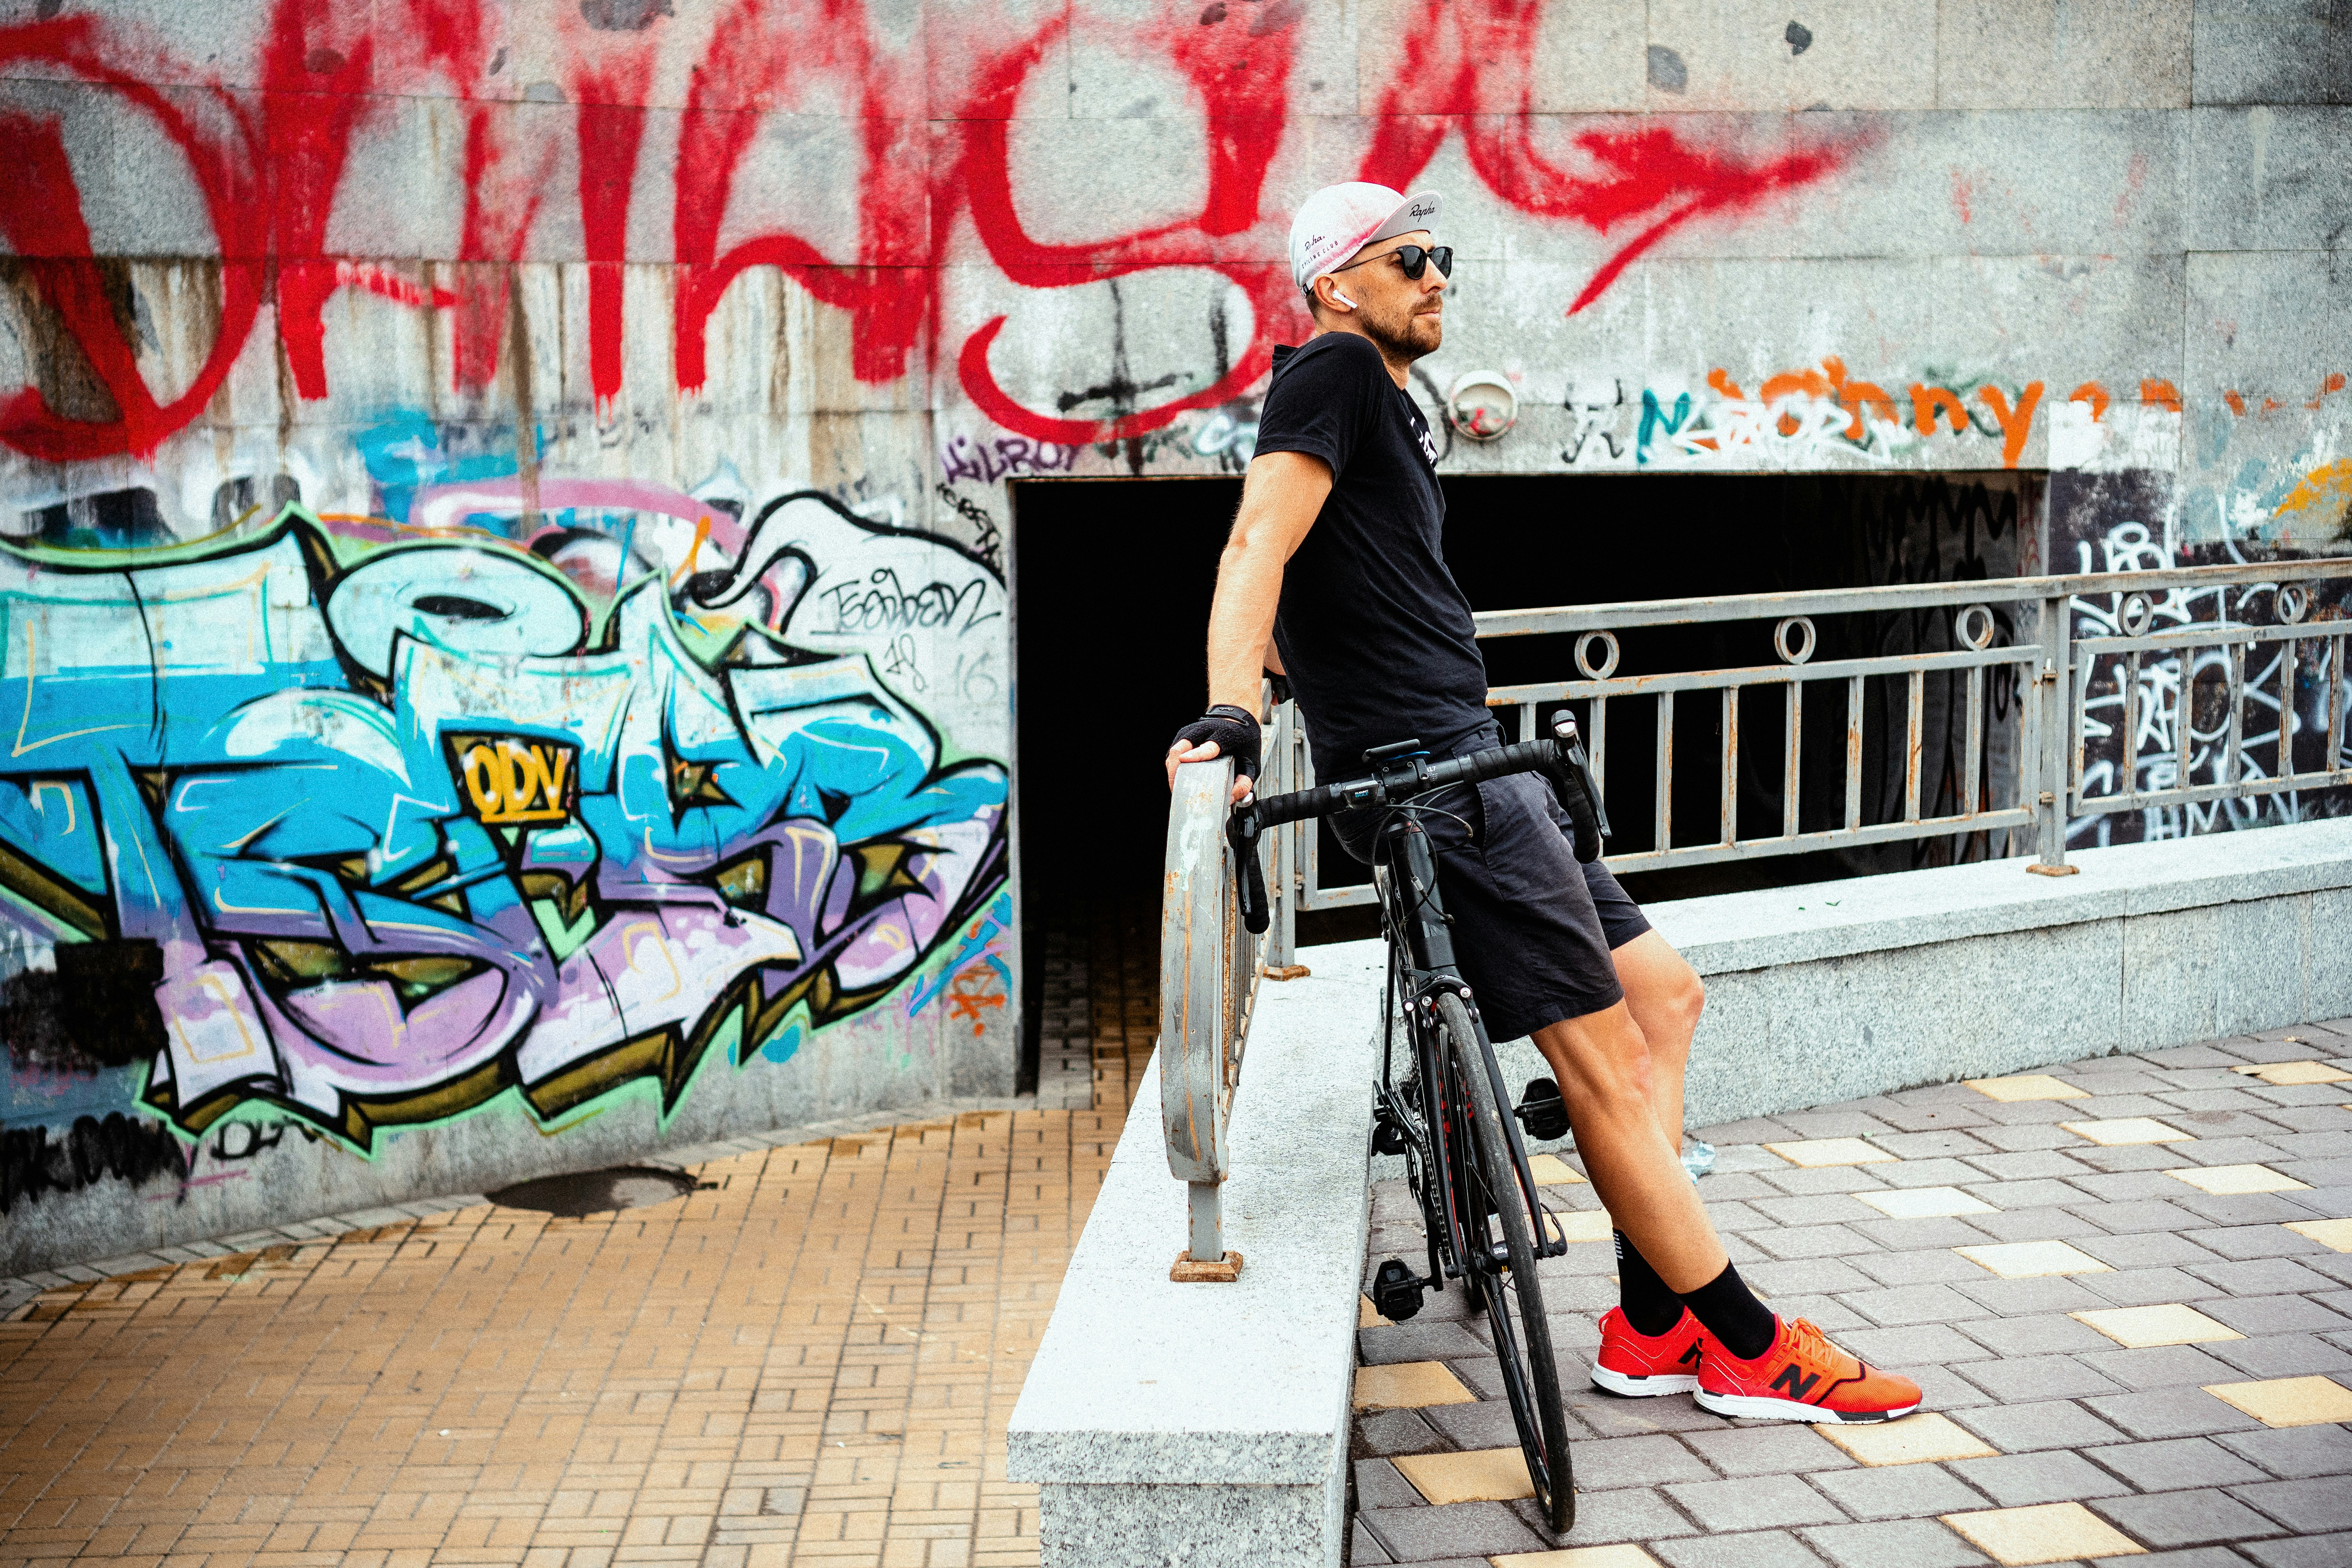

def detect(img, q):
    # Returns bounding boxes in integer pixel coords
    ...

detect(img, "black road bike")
[1227,715,1609,1539]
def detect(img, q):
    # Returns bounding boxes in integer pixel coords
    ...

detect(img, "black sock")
[1613,1231,1685,1336]
[1677,1261,1777,1361]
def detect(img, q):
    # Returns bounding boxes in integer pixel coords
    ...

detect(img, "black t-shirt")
[1254,332,1490,779]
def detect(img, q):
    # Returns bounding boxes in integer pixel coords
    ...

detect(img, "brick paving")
[0,904,1160,1568]
[1352,1022,2352,1568]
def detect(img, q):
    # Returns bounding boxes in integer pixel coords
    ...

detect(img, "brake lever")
[1227,809,1271,935]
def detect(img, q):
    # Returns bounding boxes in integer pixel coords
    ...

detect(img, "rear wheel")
[1441,992,1574,1537]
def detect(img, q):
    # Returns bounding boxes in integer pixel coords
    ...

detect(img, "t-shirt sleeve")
[1252,336,1381,475]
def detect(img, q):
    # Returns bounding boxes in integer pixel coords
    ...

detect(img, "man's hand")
[1166,705,1261,803]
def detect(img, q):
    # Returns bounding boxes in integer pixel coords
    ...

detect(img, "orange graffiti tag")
[2140,378,2183,414]
[2068,381,2109,422]
[944,964,1006,1036]
[1911,384,1969,436]
[1759,367,1833,436]
[2310,372,2348,410]
[1978,383,2044,470]
[1822,357,1897,439]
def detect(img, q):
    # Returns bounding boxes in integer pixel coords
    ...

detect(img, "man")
[1163,183,1919,1423]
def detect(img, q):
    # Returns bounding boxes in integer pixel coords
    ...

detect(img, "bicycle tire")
[1440,992,1575,1537]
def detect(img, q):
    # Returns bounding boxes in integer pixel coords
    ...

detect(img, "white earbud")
[1330,288,1357,309]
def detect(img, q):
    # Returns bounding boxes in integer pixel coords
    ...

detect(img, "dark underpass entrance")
[1009,469,2040,1082]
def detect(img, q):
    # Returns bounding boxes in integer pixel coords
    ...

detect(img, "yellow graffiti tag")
[2274,460,2352,527]
[454,735,575,825]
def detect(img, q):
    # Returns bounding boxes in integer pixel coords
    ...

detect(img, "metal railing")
[1158,689,1296,1281]
[1289,557,2352,910]
[1158,559,2352,1266]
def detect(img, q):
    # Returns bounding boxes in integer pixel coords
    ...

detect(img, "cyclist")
[1164,182,1920,1424]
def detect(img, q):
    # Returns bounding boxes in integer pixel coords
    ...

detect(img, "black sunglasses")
[1328,243,1453,282]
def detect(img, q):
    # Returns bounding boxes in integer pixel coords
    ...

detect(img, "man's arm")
[1167,450,1332,794]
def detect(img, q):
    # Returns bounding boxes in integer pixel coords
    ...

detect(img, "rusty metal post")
[1186,1180,1222,1263]
[2030,593,2080,876]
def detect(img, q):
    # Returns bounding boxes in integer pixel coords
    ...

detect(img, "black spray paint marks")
[2,940,169,1073]
[2,1113,189,1214]
[1786,21,1814,54]
[580,0,675,30]
[34,0,64,18]
[22,486,170,549]
[1647,46,1688,93]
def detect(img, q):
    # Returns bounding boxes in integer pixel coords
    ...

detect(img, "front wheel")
[1441,992,1575,1537]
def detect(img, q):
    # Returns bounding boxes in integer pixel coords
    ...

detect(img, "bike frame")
[1370,813,1565,1294]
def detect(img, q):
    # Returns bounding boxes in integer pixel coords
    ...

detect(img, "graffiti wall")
[1,0,2345,1268]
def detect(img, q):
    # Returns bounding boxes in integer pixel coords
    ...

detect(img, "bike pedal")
[1515,1077,1571,1142]
[1371,1258,1427,1322]
[1370,1105,1408,1156]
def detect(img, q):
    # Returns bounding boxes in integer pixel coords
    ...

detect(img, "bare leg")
[1528,1002,1726,1292]
[1611,931,1705,1151]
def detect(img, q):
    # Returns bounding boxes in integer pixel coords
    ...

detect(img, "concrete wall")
[0,0,2345,1267]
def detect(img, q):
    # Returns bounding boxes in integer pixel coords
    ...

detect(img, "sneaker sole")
[1590,1364,1700,1398]
[1694,1388,1918,1423]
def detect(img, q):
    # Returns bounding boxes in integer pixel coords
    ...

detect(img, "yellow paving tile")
[1360,1295,1391,1328]
[1527,1154,1587,1185]
[1942,1502,2144,1564]
[2072,1304,2244,1348]
[1815,1412,1998,1466]
[1392,1448,1534,1504]
[2283,1218,2352,1252]
[2060,1117,2194,1145]
[1762,1138,1896,1167]
[1954,1240,2114,1279]
[1351,1361,1476,1412]
[1547,1210,1613,1244]
[1492,1546,1662,1568]
[2204,1376,2352,1427]
[2233,1060,2352,1086]
[2164,1164,2310,1195]
[1855,1186,1997,1219]
[1964,1074,2088,1102]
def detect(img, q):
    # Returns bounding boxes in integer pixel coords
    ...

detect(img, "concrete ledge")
[1657,817,2352,972]
[1489,818,2352,1132]
[1007,944,1385,1568]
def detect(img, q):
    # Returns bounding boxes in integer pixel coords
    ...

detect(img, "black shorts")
[1333,726,1651,1042]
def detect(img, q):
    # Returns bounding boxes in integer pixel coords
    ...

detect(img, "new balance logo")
[1770,1365,1822,1401]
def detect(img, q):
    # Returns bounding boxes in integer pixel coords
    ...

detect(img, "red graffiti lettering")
[1355,4,1855,316]
[0,0,1851,461]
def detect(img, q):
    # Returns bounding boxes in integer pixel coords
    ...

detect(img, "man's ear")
[1313,277,1354,314]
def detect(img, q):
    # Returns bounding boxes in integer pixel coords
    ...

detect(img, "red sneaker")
[1694,1315,1922,1423]
[1590,1306,1706,1397]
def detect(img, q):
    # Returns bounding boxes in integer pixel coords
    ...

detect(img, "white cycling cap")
[1288,183,1442,293]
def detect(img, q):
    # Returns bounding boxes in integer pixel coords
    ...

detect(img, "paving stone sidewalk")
[0,909,1158,1568]
[1351,1022,2352,1568]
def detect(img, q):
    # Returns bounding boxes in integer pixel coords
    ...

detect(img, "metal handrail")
[1158,687,1293,1279]
[1471,560,2352,637]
